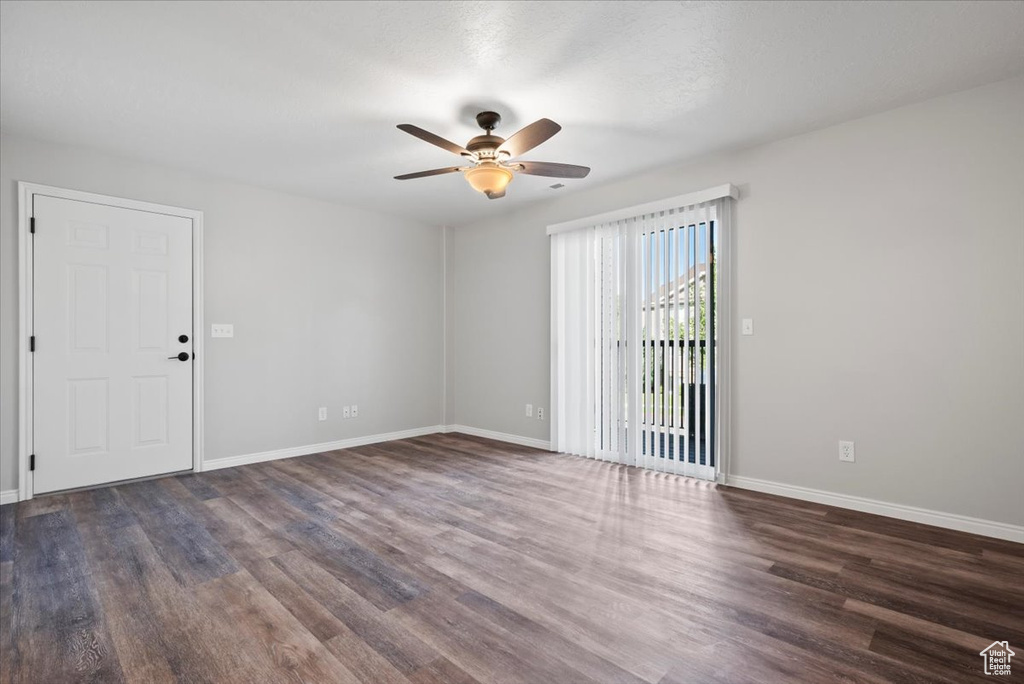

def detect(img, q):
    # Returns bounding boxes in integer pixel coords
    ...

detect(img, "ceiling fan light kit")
[395,110,590,200]
[464,162,513,199]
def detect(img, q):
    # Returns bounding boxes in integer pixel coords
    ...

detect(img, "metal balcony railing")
[640,338,714,467]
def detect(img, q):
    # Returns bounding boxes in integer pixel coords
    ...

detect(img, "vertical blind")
[550,193,732,480]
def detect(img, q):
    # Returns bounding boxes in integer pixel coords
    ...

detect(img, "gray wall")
[1,134,444,491]
[446,77,1024,526]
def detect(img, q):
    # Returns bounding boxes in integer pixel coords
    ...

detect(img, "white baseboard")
[443,424,551,451]
[202,425,445,472]
[0,490,17,505]
[726,475,1024,543]
[202,424,550,474]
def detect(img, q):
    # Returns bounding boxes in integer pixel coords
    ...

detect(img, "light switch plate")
[741,318,754,336]
[211,323,234,338]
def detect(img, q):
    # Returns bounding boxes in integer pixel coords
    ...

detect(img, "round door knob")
[168,352,190,361]
[178,334,189,343]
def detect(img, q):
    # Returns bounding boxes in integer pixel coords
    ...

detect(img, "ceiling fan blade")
[485,189,506,200]
[397,124,472,157]
[394,166,465,180]
[496,119,561,158]
[515,161,591,179]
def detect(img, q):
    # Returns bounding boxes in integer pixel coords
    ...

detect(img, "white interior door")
[33,194,194,493]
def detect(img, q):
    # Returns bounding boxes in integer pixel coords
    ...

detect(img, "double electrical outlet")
[525,404,545,420]
[838,440,855,462]
[318,405,358,421]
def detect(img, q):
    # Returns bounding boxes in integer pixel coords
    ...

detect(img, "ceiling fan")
[394,111,590,199]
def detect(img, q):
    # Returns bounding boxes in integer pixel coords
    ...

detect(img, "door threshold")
[33,468,195,499]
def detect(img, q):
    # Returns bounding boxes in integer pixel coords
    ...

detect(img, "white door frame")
[17,182,205,502]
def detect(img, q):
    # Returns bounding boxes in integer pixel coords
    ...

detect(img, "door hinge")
[30,217,35,234]
[30,454,35,471]
[30,336,35,352]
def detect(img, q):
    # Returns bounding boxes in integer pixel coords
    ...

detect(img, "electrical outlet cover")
[839,440,855,462]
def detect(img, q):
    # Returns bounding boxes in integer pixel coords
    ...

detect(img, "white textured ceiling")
[2,1,1023,226]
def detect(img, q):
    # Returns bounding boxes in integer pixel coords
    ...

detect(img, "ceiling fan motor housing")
[466,134,505,159]
[467,112,508,159]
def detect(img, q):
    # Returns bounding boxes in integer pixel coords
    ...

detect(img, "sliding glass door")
[551,192,732,481]
[637,215,716,478]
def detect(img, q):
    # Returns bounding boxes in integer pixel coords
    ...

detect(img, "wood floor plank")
[4,433,1020,683]
[405,528,719,680]
[867,626,992,682]
[324,631,413,684]
[194,569,362,684]
[271,549,439,674]
[282,516,425,610]
[173,472,223,502]
[76,522,196,684]
[823,507,990,554]
[116,479,238,588]
[197,496,295,569]
[14,494,71,520]
[67,487,138,532]
[407,657,482,684]
[73,483,274,684]
[0,505,14,564]
[250,553,418,684]
[0,505,16,684]
[390,589,605,684]
[770,560,1024,644]
[12,509,125,683]
[247,556,350,643]
[455,589,649,684]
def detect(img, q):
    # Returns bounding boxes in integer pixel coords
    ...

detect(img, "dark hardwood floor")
[1,432,1021,683]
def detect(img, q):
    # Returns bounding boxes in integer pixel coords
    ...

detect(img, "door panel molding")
[18,182,205,501]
